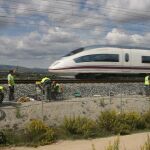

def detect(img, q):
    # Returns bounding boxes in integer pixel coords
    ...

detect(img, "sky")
[0,0,150,68]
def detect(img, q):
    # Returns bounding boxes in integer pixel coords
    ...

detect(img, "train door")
[122,49,132,73]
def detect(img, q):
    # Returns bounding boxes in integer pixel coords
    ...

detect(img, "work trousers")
[144,85,150,96]
[43,84,51,100]
[0,91,4,104]
[9,86,15,101]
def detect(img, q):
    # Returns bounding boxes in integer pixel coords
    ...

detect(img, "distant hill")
[0,65,48,73]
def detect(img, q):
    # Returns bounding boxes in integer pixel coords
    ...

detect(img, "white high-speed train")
[48,45,150,78]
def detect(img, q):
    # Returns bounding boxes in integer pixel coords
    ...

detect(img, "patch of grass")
[99,98,105,107]
[105,137,120,150]
[142,110,150,129]
[92,143,96,150]
[15,106,22,119]
[141,135,150,150]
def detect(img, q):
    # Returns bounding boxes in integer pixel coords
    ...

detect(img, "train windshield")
[64,47,84,57]
[64,45,114,57]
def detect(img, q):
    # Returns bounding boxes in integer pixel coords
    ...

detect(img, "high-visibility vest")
[41,77,50,83]
[7,74,15,86]
[55,83,61,93]
[0,86,4,91]
[56,84,64,93]
[145,76,149,85]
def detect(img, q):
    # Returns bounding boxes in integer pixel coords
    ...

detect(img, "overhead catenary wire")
[0,18,149,47]
[0,28,147,48]
[0,15,148,33]
[0,15,149,47]
[0,1,150,28]
[0,18,149,48]
[0,0,149,47]
[0,8,149,32]
[0,0,150,34]
[4,0,150,16]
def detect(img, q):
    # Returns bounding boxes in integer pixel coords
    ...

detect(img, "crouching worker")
[40,77,51,101]
[51,81,63,100]
[0,86,6,104]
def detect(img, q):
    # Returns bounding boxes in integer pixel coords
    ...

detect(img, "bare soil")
[1,132,150,150]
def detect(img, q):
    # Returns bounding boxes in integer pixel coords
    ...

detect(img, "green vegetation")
[142,110,150,129]
[97,110,147,135]
[105,137,120,150]
[15,106,22,119]
[141,135,150,150]
[25,120,55,145]
[0,110,150,147]
[62,116,97,138]
[99,98,105,107]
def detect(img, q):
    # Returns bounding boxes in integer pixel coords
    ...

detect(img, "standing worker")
[7,70,15,101]
[0,86,5,104]
[51,80,56,100]
[144,74,150,96]
[40,77,51,101]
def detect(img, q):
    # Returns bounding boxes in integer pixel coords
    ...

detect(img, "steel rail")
[0,78,143,84]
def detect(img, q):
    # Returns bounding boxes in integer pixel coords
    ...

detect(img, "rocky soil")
[0,95,149,129]
[0,82,149,129]
[2,82,145,101]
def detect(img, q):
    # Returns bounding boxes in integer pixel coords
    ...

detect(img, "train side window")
[74,54,119,63]
[125,53,129,62]
[142,56,150,63]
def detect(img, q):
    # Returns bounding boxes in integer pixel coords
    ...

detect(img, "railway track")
[0,78,143,84]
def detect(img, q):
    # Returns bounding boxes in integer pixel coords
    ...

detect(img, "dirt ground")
[1,132,150,150]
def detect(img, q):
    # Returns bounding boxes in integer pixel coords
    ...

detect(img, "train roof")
[64,45,150,57]
[84,45,150,50]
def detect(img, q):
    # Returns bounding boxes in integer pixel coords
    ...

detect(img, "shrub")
[39,128,55,145]
[0,131,6,145]
[97,110,143,134]
[63,116,97,138]
[116,112,141,133]
[1,128,26,145]
[114,123,131,135]
[142,110,150,129]
[25,119,55,145]
[123,112,141,129]
[97,110,119,133]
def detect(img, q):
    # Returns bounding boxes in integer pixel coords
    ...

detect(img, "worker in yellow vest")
[0,86,5,104]
[51,81,63,100]
[144,74,150,96]
[7,70,15,101]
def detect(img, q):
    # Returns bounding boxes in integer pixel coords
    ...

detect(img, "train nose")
[49,61,62,71]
